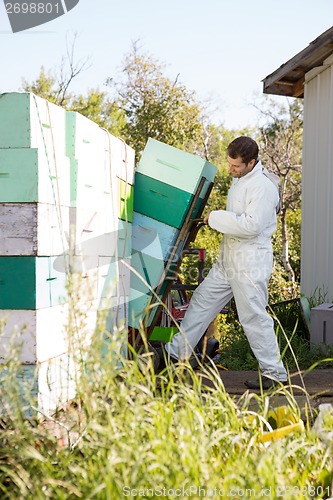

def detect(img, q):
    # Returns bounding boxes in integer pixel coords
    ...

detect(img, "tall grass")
[0,328,333,499]
[0,271,333,499]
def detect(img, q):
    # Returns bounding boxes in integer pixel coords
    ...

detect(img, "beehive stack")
[92,128,135,336]
[0,92,135,415]
[129,138,217,329]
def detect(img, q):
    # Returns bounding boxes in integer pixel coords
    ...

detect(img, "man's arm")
[205,183,278,238]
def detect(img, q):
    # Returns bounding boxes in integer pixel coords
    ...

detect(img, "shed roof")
[263,26,333,98]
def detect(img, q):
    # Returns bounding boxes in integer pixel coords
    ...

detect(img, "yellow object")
[244,406,304,443]
[261,420,304,443]
[261,406,304,443]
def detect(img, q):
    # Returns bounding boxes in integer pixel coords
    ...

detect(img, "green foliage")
[272,209,302,282]
[21,66,59,104]
[106,46,204,157]
[202,123,253,166]
[69,89,126,137]
[269,262,300,304]
[217,303,333,372]
[21,66,126,139]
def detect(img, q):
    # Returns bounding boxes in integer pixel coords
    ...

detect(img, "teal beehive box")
[134,173,193,228]
[0,148,70,205]
[136,138,217,196]
[130,213,179,294]
[0,92,66,156]
[128,213,180,328]
[134,139,217,228]
[132,213,179,260]
[128,291,155,329]
[0,257,67,309]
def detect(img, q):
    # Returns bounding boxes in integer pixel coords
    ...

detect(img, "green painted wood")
[137,138,217,194]
[0,149,39,202]
[69,158,78,206]
[133,173,194,228]
[119,179,134,223]
[128,267,177,329]
[0,93,32,148]
[150,326,177,342]
[128,292,151,329]
[0,148,69,205]
[132,213,179,259]
[130,253,166,296]
[0,93,67,160]
[65,111,77,158]
[0,257,67,309]
[66,111,101,157]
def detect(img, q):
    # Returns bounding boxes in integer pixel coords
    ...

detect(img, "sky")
[0,0,332,130]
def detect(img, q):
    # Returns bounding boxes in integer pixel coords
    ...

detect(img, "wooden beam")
[263,26,333,97]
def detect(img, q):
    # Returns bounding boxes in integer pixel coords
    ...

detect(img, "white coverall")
[165,161,287,382]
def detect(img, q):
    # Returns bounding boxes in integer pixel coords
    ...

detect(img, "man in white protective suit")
[163,136,288,390]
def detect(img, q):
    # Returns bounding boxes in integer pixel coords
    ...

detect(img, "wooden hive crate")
[0,300,99,416]
[0,256,67,309]
[0,92,66,157]
[0,96,136,414]
[134,137,217,227]
[128,213,180,329]
[0,202,69,256]
[0,148,70,206]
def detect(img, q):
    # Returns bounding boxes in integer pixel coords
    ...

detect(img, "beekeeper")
[164,136,288,389]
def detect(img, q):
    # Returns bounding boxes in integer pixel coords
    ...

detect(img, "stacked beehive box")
[0,92,73,413]
[129,138,217,329]
[96,143,134,342]
[0,93,135,415]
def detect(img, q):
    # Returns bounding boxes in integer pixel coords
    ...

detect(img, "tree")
[69,90,126,137]
[21,33,91,107]
[106,43,204,157]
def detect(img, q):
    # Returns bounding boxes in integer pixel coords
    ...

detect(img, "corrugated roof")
[263,26,333,97]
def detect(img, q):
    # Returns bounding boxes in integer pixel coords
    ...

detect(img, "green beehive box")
[128,291,166,329]
[150,326,178,342]
[137,138,217,195]
[66,111,102,159]
[128,292,154,329]
[0,93,33,148]
[0,148,70,204]
[130,253,166,296]
[0,257,67,309]
[119,179,134,223]
[0,149,38,202]
[134,173,193,228]
[0,92,66,155]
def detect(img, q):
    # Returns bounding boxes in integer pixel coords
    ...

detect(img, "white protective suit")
[165,161,287,382]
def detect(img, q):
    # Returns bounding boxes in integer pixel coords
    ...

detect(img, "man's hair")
[227,136,259,164]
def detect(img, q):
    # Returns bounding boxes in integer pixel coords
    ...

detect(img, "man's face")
[227,156,256,178]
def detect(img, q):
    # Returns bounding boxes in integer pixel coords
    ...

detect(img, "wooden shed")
[263,26,333,301]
